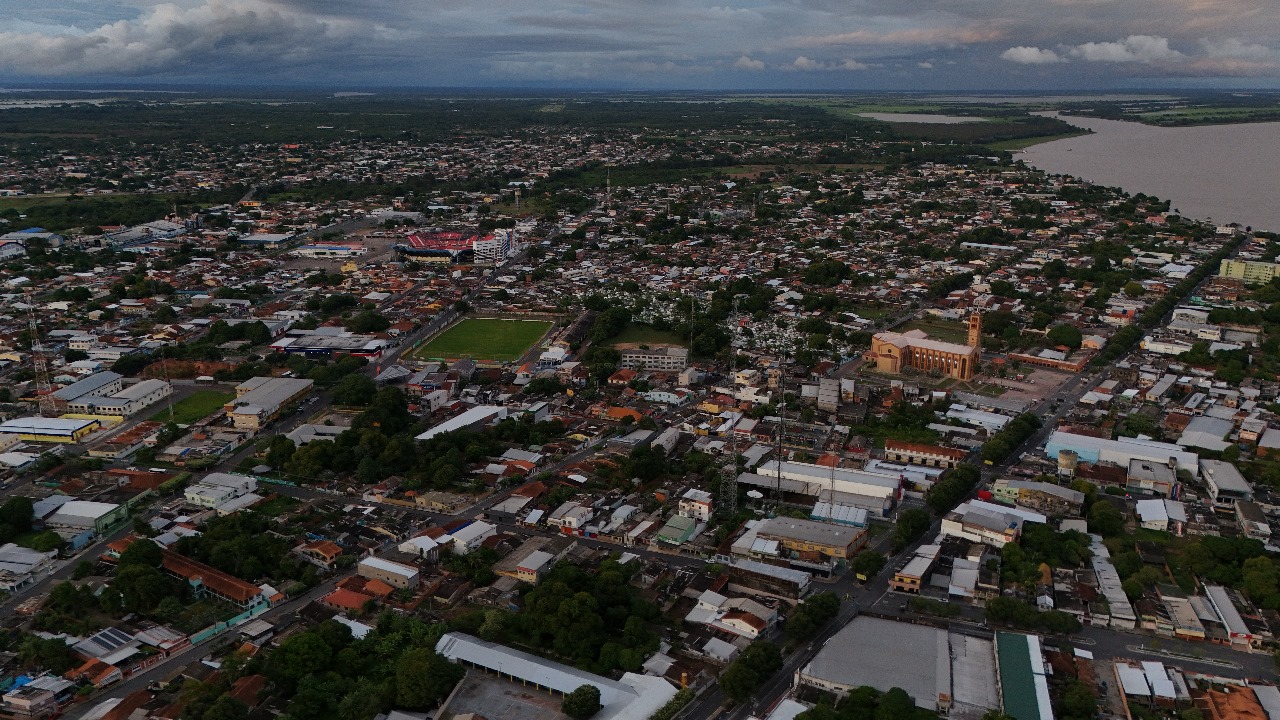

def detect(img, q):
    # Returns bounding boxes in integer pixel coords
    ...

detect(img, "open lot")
[985,367,1073,406]
[899,317,970,345]
[610,323,687,348]
[151,390,234,425]
[441,673,567,720]
[410,317,553,363]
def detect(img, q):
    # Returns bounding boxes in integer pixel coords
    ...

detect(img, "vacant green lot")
[412,318,553,362]
[610,323,688,348]
[899,318,970,345]
[152,390,234,425]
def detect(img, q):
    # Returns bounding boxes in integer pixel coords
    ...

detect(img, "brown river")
[1020,113,1280,232]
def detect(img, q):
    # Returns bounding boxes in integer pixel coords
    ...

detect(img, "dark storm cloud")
[0,0,1274,86]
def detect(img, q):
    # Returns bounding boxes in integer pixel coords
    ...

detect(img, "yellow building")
[0,417,100,443]
[869,317,981,381]
[1219,259,1280,286]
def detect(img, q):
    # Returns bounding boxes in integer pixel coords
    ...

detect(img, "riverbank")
[1020,113,1280,233]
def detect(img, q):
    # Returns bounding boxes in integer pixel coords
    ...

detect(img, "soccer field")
[411,318,553,363]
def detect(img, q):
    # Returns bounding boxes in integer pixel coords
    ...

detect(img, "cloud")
[791,26,1006,49]
[789,56,822,71]
[0,0,365,76]
[1200,37,1274,60]
[0,0,1277,86]
[1067,35,1184,63]
[1000,46,1064,64]
[786,56,868,71]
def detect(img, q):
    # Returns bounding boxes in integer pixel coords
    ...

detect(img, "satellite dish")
[747,490,764,499]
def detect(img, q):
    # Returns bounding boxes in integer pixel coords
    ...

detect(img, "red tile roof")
[161,550,262,605]
[323,588,373,611]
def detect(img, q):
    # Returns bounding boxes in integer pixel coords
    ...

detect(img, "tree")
[1123,281,1146,297]
[719,641,782,702]
[346,310,391,334]
[1045,324,1083,350]
[265,435,297,469]
[1088,501,1125,537]
[202,696,249,720]
[268,631,334,694]
[562,684,602,720]
[851,551,887,578]
[0,496,33,543]
[332,373,377,406]
[19,635,73,673]
[395,647,463,710]
[894,508,931,551]
[875,688,915,720]
[113,564,174,613]
[1059,680,1096,718]
[117,538,163,568]
[785,592,840,641]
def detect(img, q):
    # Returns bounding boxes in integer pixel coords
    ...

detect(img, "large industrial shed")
[434,632,677,720]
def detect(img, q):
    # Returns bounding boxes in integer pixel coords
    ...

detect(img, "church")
[868,314,983,381]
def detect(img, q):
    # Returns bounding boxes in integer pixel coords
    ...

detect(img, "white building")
[435,632,677,720]
[65,379,172,418]
[184,473,259,510]
[546,502,594,531]
[678,489,713,522]
[446,521,497,556]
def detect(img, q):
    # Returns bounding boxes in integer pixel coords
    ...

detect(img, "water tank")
[1058,449,1079,475]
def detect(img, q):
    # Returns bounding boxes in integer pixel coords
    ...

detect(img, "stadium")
[394,230,512,265]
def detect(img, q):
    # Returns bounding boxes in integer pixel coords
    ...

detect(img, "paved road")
[62,570,351,720]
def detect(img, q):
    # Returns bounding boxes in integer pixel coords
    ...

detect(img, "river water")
[1020,113,1280,232]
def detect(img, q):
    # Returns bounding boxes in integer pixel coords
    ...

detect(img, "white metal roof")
[358,556,418,579]
[435,632,676,720]
[1116,663,1150,696]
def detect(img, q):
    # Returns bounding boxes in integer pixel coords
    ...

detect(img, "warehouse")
[50,371,123,410]
[1046,430,1200,478]
[754,517,866,560]
[0,417,100,443]
[184,473,260,512]
[357,556,419,589]
[435,632,677,720]
[1200,458,1252,507]
[64,379,172,418]
[415,405,508,441]
[0,543,57,591]
[41,499,128,535]
[225,377,314,430]
[269,333,387,360]
[797,616,1000,718]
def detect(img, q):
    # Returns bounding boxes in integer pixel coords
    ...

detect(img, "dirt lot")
[984,367,1074,406]
[441,672,569,720]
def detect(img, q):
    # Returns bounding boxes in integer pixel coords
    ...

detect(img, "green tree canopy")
[562,684,603,720]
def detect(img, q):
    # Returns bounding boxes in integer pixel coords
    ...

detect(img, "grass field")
[610,323,688,348]
[152,390,234,425]
[251,495,300,517]
[899,318,970,345]
[848,303,900,320]
[412,318,553,362]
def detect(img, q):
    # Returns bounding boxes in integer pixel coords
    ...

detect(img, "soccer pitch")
[411,318,553,363]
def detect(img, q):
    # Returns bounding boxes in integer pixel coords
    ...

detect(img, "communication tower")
[25,290,55,417]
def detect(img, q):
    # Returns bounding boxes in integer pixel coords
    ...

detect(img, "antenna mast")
[25,290,54,417]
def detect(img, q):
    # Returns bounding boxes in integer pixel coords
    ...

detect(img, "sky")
[0,0,1277,90]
